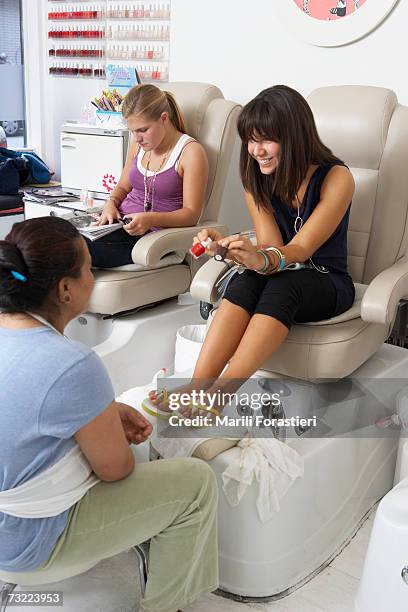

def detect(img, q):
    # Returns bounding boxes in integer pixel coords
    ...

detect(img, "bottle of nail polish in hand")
[190,237,213,259]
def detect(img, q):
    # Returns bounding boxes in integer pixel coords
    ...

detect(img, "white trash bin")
[174,324,206,374]
[355,477,408,612]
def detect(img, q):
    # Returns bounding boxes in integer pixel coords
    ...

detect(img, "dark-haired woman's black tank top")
[271,161,355,316]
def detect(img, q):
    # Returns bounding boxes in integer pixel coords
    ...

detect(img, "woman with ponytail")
[90,84,209,268]
[0,217,219,612]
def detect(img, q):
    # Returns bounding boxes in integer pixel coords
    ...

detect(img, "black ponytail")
[0,217,84,314]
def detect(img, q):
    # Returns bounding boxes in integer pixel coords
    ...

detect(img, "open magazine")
[59,210,124,241]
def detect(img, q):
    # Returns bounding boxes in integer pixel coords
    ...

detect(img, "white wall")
[169,0,407,232]
[28,0,408,232]
[170,0,407,105]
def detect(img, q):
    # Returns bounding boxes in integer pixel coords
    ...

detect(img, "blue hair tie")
[11,270,28,283]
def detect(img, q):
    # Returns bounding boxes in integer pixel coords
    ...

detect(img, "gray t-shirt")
[0,326,114,572]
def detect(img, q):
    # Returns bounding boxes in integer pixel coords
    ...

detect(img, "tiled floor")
[0,507,376,612]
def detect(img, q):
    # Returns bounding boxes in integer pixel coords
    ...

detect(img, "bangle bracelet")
[264,249,279,273]
[264,246,286,271]
[254,249,269,273]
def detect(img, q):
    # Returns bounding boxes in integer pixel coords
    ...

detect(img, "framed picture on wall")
[273,0,400,46]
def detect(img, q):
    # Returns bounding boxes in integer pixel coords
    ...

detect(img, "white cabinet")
[60,125,129,196]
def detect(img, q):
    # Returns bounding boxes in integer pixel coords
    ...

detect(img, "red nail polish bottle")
[190,238,213,259]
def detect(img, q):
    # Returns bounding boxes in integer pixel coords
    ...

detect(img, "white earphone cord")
[294,197,329,274]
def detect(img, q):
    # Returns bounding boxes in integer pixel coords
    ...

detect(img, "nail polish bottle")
[190,238,213,259]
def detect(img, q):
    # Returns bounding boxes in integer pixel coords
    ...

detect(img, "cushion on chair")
[303,282,366,325]
[260,318,388,380]
[88,265,191,315]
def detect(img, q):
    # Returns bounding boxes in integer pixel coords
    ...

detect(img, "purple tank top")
[119,134,194,231]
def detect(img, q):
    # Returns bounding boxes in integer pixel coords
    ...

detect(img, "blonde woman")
[89,84,209,268]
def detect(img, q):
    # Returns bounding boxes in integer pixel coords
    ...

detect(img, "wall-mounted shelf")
[47,1,170,81]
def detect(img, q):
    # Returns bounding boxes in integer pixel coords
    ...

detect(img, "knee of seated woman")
[167,457,218,499]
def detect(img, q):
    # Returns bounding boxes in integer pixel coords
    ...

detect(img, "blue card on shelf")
[105,65,141,90]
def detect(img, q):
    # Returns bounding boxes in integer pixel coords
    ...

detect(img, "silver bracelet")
[254,249,269,273]
[265,246,286,271]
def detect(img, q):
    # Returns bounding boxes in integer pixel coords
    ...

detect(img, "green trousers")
[4,457,219,612]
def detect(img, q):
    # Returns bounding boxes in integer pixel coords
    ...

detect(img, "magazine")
[59,210,124,241]
[24,188,80,205]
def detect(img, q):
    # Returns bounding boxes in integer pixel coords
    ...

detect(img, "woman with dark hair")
[0,217,218,612]
[89,83,208,268]
[194,84,354,383]
[146,85,355,415]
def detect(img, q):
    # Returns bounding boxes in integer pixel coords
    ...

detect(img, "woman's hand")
[98,200,122,226]
[123,213,152,236]
[192,228,224,254]
[219,234,265,270]
[116,402,153,445]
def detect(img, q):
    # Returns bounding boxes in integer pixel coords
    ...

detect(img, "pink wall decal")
[293,0,368,21]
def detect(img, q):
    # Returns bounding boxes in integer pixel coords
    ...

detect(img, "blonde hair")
[122,84,187,133]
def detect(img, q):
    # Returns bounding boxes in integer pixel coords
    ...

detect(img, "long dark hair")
[238,85,338,209]
[0,217,84,314]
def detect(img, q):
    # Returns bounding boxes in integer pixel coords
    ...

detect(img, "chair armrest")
[130,222,228,265]
[190,257,231,303]
[361,257,408,326]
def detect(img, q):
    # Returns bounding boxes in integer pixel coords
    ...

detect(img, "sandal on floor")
[141,389,172,420]
[142,390,220,427]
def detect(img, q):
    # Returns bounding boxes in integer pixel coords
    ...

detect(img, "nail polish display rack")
[47,1,171,81]
[106,1,170,83]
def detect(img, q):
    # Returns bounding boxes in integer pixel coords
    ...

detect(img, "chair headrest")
[157,82,224,140]
[308,85,398,170]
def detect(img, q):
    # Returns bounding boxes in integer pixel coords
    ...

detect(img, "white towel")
[222,437,304,522]
[0,445,99,518]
